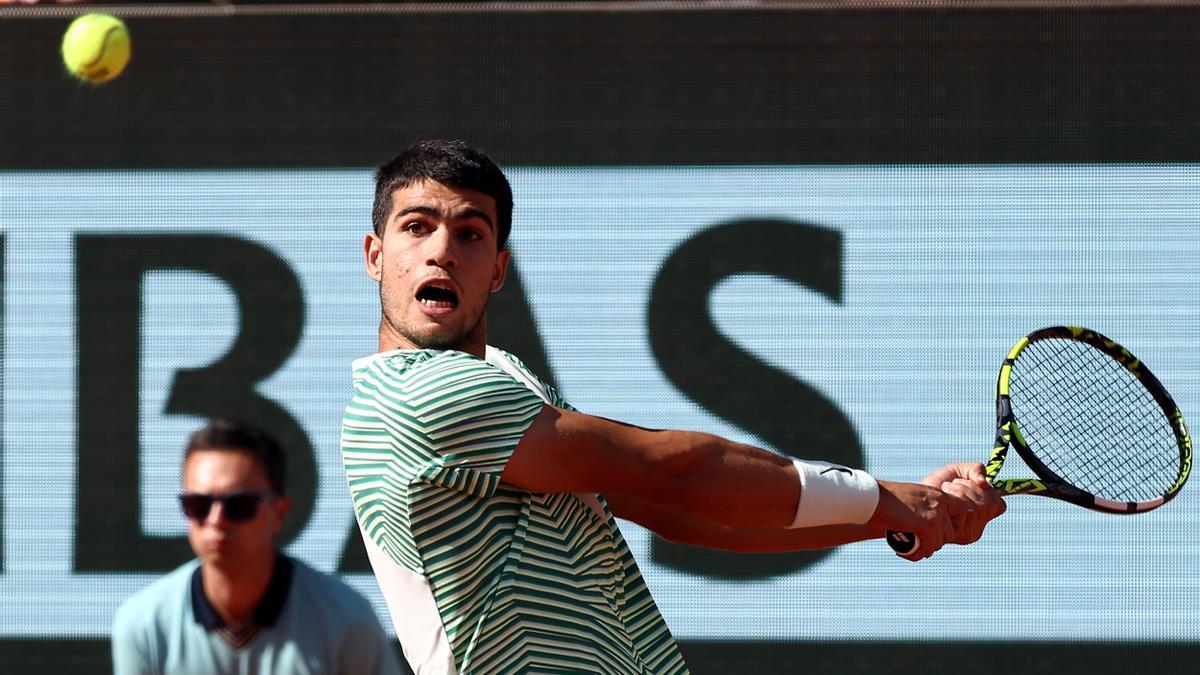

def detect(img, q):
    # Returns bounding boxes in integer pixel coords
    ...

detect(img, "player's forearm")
[608,492,882,552]
[633,429,881,531]
[683,523,882,552]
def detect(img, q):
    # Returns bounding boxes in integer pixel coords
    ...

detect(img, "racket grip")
[886,530,919,556]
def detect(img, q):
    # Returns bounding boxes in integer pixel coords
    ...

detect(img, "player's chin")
[407,323,468,351]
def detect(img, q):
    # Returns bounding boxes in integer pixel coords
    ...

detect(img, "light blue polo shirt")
[111,554,401,675]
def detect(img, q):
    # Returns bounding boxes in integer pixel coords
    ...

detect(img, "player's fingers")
[913,517,948,560]
[941,478,976,494]
[941,480,973,498]
[945,481,989,543]
[919,471,946,489]
[920,462,966,488]
[943,480,1005,544]
[952,477,1007,520]
[900,516,939,562]
[963,462,989,487]
[915,500,954,560]
[976,491,1004,522]
[993,495,1007,518]
[903,529,938,561]
[939,487,976,518]
[925,462,987,488]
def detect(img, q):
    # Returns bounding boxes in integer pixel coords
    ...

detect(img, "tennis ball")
[61,13,131,84]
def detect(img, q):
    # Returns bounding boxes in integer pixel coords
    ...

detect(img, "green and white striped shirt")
[342,347,687,675]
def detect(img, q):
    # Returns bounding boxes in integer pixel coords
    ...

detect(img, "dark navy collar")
[191,553,294,630]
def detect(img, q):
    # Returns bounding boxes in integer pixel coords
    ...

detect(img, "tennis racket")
[887,325,1192,556]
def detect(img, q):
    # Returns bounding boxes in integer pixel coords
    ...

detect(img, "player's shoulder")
[486,345,570,409]
[112,559,198,636]
[485,345,527,370]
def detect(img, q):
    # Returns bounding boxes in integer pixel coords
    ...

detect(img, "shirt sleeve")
[369,351,546,500]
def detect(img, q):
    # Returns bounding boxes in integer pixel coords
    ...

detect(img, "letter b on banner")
[75,234,315,572]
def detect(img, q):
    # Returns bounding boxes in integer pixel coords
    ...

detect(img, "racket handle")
[886,530,919,556]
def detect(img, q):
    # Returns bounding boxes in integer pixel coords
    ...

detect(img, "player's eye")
[402,221,428,235]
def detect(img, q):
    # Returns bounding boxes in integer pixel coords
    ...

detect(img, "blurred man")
[341,140,1005,673]
[113,418,401,675]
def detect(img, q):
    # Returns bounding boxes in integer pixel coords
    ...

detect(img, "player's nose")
[424,228,458,268]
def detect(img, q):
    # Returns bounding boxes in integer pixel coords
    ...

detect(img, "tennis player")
[341,140,1005,674]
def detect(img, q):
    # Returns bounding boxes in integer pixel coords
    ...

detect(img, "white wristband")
[787,459,880,529]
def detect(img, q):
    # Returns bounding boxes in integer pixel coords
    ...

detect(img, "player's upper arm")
[503,405,802,527]
[501,405,697,503]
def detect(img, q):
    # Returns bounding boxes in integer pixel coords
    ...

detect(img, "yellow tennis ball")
[61,13,131,84]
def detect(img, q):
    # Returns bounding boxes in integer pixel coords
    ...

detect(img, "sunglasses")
[179,492,277,523]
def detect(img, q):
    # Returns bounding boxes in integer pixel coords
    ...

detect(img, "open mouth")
[416,282,459,309]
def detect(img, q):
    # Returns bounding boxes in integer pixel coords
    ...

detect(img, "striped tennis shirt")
[341,346,688,674]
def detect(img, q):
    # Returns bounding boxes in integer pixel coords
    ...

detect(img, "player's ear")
[364,233,383,282]
[490,248,511,293]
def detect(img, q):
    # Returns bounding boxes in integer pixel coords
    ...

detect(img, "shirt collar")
[191,553,294,630]
[352,346,497,371]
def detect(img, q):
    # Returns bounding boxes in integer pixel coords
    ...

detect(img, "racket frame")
[886,325,1191,556]
[995,326,1192,513]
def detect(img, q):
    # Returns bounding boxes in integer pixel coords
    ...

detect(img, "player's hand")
[870,480,967,561]
[937,478,1006,545]
[921,462,1006,545]
[921,461,990,491]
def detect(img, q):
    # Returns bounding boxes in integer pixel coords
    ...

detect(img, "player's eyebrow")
[392,205,439,222]
[450,206,495,230]
[392,205,495,231]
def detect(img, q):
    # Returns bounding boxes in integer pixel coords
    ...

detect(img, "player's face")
[366,179,510,356]
[182,450,289,571]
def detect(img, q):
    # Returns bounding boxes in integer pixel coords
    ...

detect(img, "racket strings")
[1023,343,1178,499]
[1013,370,1172,501]
[1012,340,1177,500]
[1008,338,1179,503]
